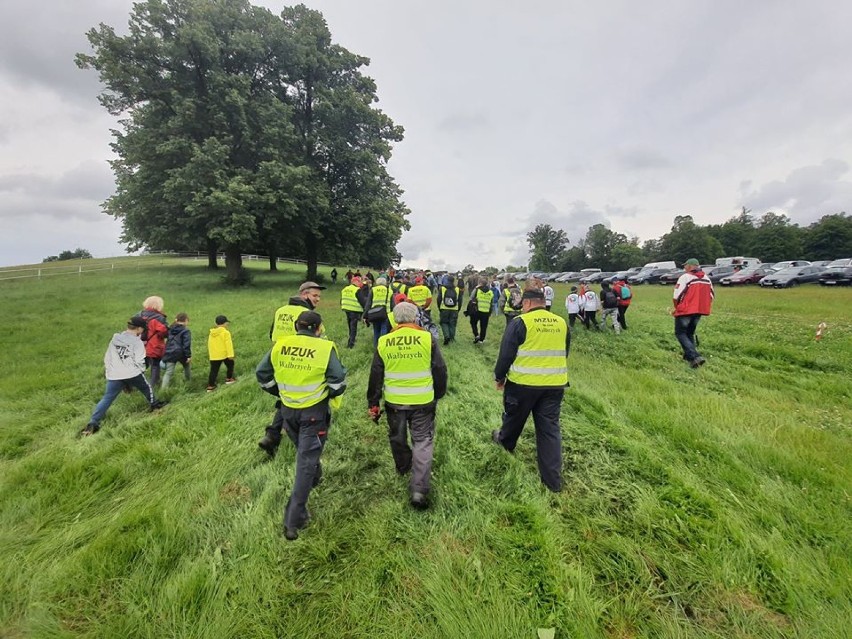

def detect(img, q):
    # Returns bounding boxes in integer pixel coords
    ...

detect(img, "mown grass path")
[1,261,850,638]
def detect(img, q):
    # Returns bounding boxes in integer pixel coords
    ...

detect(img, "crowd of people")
[81,260,715,539]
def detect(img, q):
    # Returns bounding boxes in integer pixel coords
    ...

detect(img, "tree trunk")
[225,246,243,283]
[305,234,318,281]
[207,240,219,269]
[268,250,278,272]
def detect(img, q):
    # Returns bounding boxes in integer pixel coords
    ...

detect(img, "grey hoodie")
[104,331,147,380]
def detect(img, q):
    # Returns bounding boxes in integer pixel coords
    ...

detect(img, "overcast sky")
[1,1,850,270]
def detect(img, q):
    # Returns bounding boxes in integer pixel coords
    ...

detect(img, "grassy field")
[1,260,850,638]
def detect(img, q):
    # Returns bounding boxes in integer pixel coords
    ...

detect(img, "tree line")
[524,210,852,272]
[77,0,409,283]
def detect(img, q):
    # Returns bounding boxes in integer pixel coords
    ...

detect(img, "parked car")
[810,260,831,268]
[629,268,676,284]
[657,269,683,285]
[719,265,773,286]
[818,266,852,286]
[759,265,822,288]
[825,258,852,268]
[580,271,615,284]
[769,260,811,271]
[556,271,583,282]
[704,265,738,283]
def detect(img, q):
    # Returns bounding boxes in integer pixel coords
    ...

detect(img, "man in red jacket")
[671,259,714,368]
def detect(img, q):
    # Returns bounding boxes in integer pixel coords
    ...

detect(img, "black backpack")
[442,286,457,308]
[602,290,618,309]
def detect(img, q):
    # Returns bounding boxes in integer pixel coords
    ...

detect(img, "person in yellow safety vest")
[367,302,447,509]
[260,281,326,456]
[491,285,571,492]
[406,276,433,321]
[437,274,464,346]
[390,273,407,298]
[256,310,347,540]
[469,276,494,344]
[363,276,393,346]
[340,276,366,349]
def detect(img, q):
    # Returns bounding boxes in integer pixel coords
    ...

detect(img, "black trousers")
[208,358,235,385]
[582,311,599,330]
[568,313,579,328]
[344,311,361,348]
[617,306,628,330]
[494,381,564,492]
[280,401,330,531]
[386,403,436,495]
[470,310,490,341]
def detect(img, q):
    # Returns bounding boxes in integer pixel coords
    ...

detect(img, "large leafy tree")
[752,212,803,263]
[706,207,756,257]
[657,215,723,265]
[582,223,630,270]
[77,0,408,282]
[526,223,567,270]
[802,213,852,260]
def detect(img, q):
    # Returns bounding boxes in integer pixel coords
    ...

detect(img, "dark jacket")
[162,323,192,363]
[367,328,448,408]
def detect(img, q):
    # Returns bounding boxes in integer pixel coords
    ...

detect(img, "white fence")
[0,252,328,282]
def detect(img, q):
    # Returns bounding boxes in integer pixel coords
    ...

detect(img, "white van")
[715,256,761,267]
[642,261,677,270]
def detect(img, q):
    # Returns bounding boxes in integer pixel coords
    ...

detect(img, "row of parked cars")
[498,259,852,289]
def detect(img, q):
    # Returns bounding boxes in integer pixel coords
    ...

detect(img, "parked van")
[579,268,601,274]
[642,261,677,270]
[715,256,761,268]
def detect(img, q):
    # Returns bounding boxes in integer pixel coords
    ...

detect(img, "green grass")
[1,262,850,638]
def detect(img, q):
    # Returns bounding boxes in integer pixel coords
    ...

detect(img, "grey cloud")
[0,0,132,103]
[617,148,672,172]
[0,161,114,203]
[437,111,490,133]
[741,159,852,223]
[398,237,432,261]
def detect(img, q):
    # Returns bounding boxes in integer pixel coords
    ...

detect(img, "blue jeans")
[372,319,390,346]
[89,374,155,426]
[674,315,702,361]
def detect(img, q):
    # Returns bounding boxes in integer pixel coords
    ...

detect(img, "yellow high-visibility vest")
[271,304,309,342]
[370,285,391,311]
[340,285,362,312]
[407,285,431,309]
[507,309,568,387]
[474,288,494,313]
[378,326,433,405]
[271,334,336,408]
[438,286,461,312]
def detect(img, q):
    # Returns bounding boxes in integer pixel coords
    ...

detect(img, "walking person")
[598,281,621,334]
[207,315,236,391]
[256,311,347,540]
[469,276,494,344]
[80,316,168,436]
[330,268,338,284]
[161,313,192,389]
[340,276,365,348]
[138,296,168,387]
[565,286,582,329]
[368,302,447,509]
[500,277,524,325]
[407,276,433,323]
[491,286,571,492]
[672,258,715,367]
[612,276,632,330]
[261,281,325,455]
[437,274,463,345]
[364,276,392,346]
[581,287,600,330]
[543,280,555,311]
